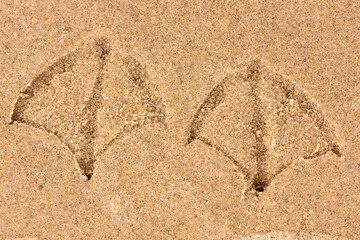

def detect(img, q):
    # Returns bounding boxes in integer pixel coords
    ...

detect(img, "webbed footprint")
[188,60,341,193]
[10,37,165,179]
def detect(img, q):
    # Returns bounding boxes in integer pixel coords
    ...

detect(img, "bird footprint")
[10,37,166,179]
[188,60,341,193]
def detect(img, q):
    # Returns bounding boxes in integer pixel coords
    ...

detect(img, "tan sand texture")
[0,1,359,239]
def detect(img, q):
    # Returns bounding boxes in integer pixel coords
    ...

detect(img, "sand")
[0,1,359,239]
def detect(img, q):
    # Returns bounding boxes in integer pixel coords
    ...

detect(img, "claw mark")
[188,60,341,193]
[304,142,341,159]
[123,56,147,89]
[10,38,165,180]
